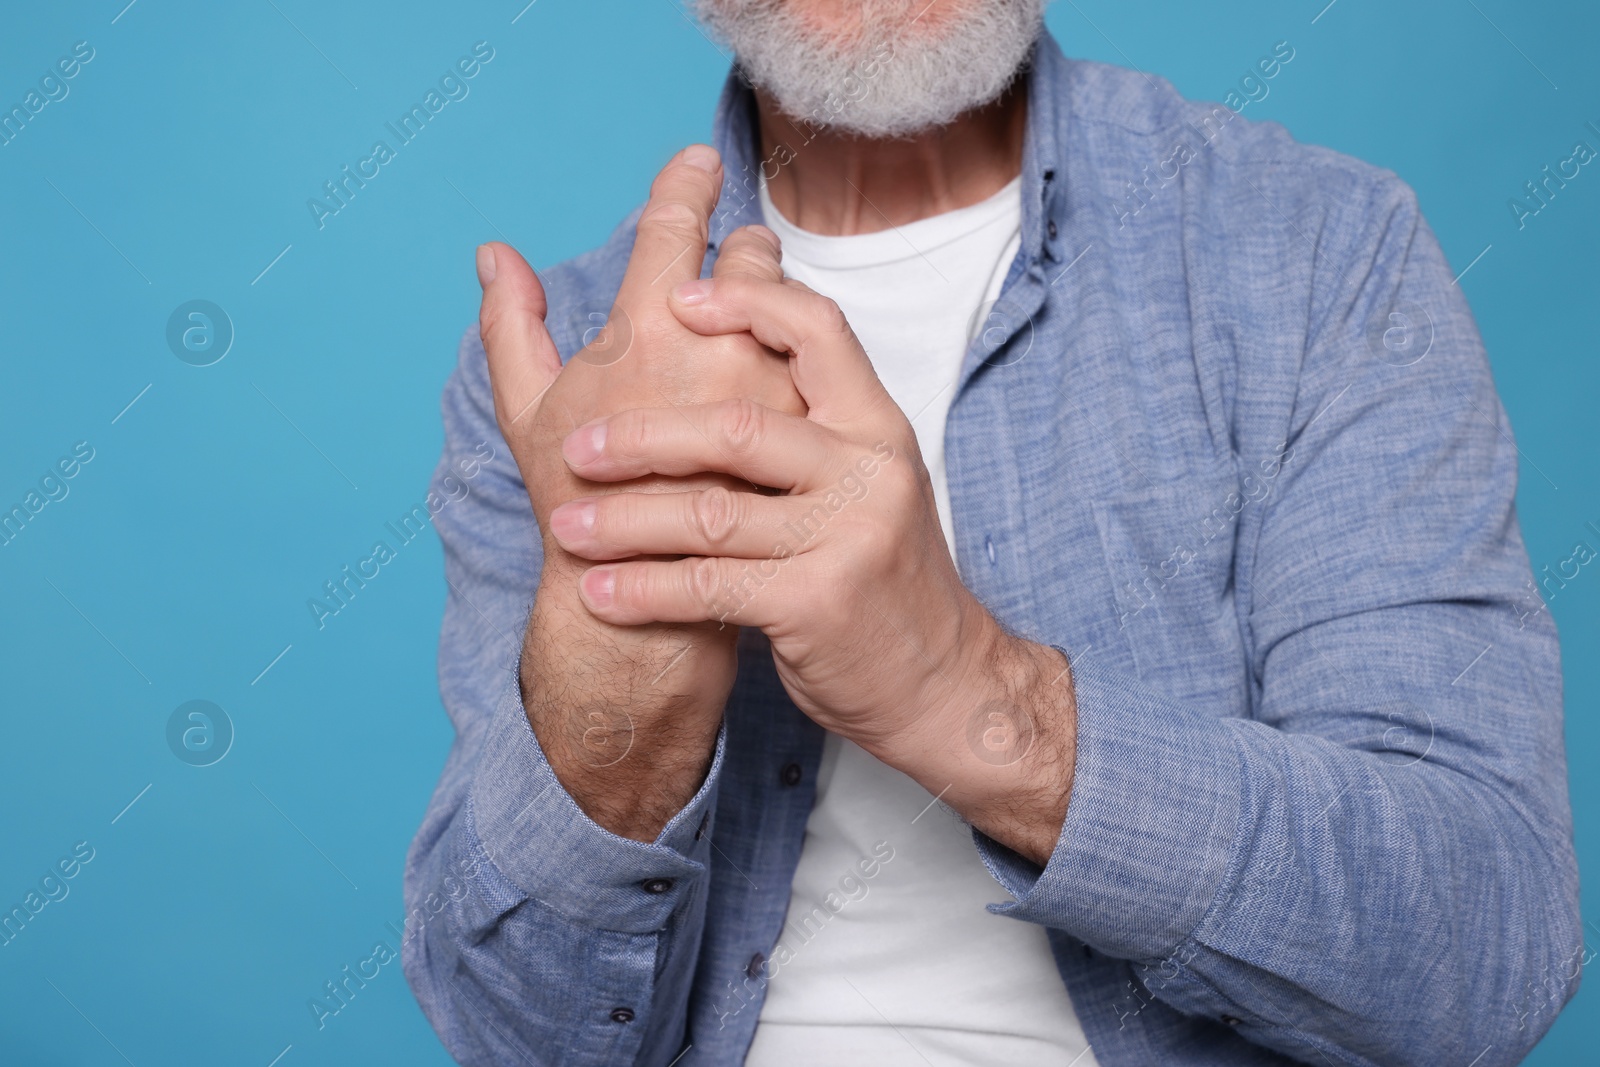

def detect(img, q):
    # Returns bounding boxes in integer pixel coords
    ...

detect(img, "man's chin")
[707,0,1042,142]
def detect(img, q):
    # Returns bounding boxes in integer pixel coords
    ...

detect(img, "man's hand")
[476,144,806,841]
[545,249,1076,864]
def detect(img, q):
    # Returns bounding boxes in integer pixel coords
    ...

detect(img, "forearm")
[865,605,1077,866]
[521,572,734,841]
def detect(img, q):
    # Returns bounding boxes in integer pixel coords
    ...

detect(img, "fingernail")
[582,568,615,609]
[475,244,497,287]
[681,144,721,172]
[562,421,607,466]
[746,225,781,254]
[672,278,713,306]
[550,499,596,543]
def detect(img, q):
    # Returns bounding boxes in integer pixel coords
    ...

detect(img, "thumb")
[477,242,562,435]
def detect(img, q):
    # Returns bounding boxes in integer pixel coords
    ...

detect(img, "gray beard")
[695,0,1045,139]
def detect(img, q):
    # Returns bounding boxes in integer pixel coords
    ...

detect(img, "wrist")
[877,621,1076,866]
[520,578,735,841]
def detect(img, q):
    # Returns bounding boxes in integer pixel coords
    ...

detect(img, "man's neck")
[754,85,1027,236]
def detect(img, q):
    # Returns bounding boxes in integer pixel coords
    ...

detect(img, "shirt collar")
[707,28,1070,265]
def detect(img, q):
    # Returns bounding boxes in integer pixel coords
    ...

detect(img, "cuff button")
[610,1007,635,1024]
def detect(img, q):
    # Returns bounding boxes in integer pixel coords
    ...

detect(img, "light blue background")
[0,1,1593,1063]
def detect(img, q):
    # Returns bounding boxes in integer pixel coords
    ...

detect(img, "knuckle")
[686,556,723,612]
[718,397,766,456]
[690,486,740,549]
[594,496,628,542]
[613,566,646,610]
[707,333,754,367]
[652,163,715,199]
[496,405,537,449]
[639,200,706,243]
[720,248,767,276]
[609,410,653,459]
[476,302,498,339]
[886,469,925,518]
[811,295,851,338]
[722,230,780,267]
[478,302,514,350]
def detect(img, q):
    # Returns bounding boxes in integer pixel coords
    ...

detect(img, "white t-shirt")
[747,177,1099,1067]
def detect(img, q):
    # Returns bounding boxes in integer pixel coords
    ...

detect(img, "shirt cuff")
[468,670,723,934]
[974,653,1244,962]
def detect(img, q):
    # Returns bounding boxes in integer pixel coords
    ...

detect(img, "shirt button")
[1047,219,1058,240]
[985,537,997,565]
[695,811,710,840]
[610,1007,635,1024]
[640,878,674,894]
[746,952,765,979]
[1220,1014,1242,1027]
[780,762,802,787]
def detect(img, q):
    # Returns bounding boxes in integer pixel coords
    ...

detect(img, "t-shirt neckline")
[758,174,1023,270]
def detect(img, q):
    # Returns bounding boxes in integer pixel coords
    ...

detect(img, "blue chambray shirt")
[403,33,1579,1067]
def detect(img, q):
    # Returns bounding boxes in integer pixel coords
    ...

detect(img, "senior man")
[403,1,1579,1064]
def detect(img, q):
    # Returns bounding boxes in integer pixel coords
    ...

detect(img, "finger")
[550,487,812,561]
[706,225,809,416]
[578,557,782,628]
[668,276,890,421]
[711,224,784,282]
[614,144,724,302]
[561,399,837,490]
[477,242,562,434]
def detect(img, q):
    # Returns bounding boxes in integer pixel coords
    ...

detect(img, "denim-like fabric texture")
[402,33,1579,1067]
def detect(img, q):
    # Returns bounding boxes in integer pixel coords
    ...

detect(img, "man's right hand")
[475,144,803,841]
